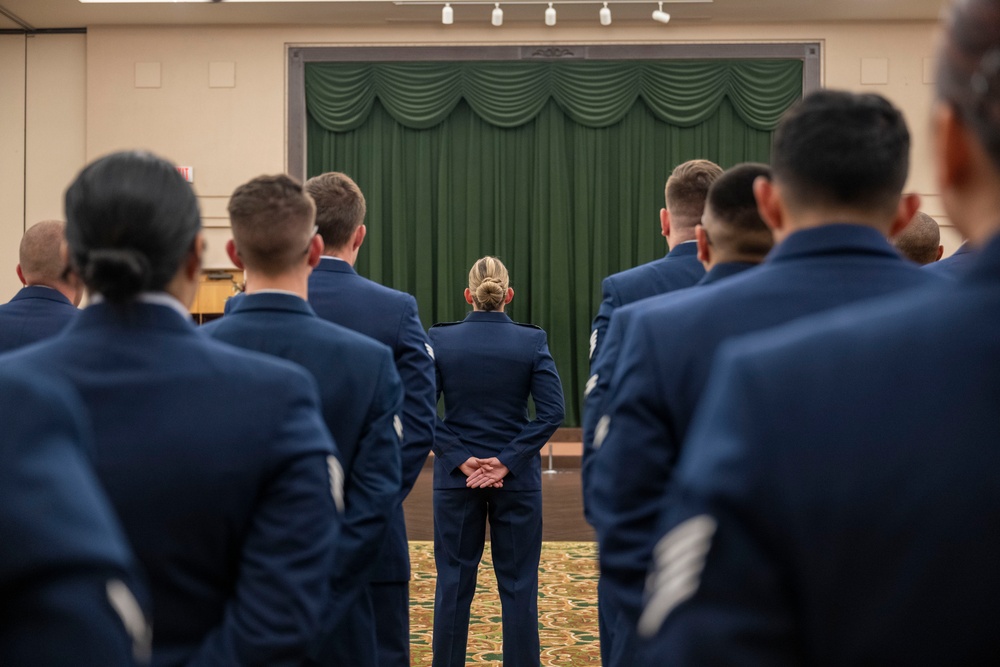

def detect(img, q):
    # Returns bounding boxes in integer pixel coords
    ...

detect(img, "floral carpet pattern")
[409,541,601,666]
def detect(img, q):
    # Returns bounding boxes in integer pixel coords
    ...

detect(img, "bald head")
[19,221,69,286]
[892,211,943,265]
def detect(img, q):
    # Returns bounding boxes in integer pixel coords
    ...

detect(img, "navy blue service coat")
[591,224,943,630]
[203,292,404,666]
[0,285,78,352]
[0,371,147,667]
[428,311,564,667]
[640,233,1000,666]
[3,299,341,667]
[306,256,436,666]
[580,260,759,667]
[589,242,704,364]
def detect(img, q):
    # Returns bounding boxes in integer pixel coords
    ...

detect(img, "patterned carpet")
[409,541,601,666]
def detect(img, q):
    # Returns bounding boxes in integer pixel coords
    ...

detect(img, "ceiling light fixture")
[599,1,611,25]
[492,2,503,25]
[652,1,670,23]
[442,2,454,23]
[544,2,556,25]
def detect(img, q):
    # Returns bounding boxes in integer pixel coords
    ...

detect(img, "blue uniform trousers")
[432,488,542,667]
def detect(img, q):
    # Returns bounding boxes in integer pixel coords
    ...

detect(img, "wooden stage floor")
[403,456,594,543]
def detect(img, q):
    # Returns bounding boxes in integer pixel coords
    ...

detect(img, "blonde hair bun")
[468,256,510,311]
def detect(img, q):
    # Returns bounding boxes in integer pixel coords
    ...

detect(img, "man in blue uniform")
[304,171,437,667]
[582,162,773,667]
[203,174,404,667]
[0,220,82,352]
[639,3,1000,661]
[4,150,342,667]
[588,159,722,363]
[591,90,943,643]
[1,371,148,667]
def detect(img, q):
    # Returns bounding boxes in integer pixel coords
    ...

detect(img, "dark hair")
[304,172,366,250]
[228,174,316,275]
[704,163,774,257]
[665,159,724,224]
[937,0,1000,171]
[64,151,201,303]
[771,90,910,215]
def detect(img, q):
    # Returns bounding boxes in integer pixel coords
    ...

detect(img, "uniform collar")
[766,224,897,265]
[74,299,196,333]
[464,310,514,323]
[315,256,357,274]
[666,241,699,258]
[229,291,315,316]
[12,285,73,305]
[698,261,759,286]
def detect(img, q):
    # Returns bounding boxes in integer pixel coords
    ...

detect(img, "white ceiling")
[0,0,946,31]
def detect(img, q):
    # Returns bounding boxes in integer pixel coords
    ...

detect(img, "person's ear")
[935,244,945,262]
[353,224,367,252]
[15,264,25,286]
[754,177,784,235]
[660,208,671,238]
[225,239,245,271]
[695,224,711,265]
[887,194,922,239]
[505,287,514,304]
[464,287,474,305]
[307,233,323,269]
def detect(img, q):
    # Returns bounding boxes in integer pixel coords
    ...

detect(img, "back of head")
[771,89,910,218]
[666,160,724,227]
[65,151,201,303]
[304,172,366,250]
[892,211,942,265]
[228,174,317,276]
[19,220,68,287]
[703,163,775,259]
[936,0,1000,174]
[468,256,509,311]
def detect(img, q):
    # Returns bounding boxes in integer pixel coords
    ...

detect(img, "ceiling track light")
[652,1,671,23]
[545,2,556,25]
[599,1,611,25]
[442,2,454,23]
[492,2,503,25]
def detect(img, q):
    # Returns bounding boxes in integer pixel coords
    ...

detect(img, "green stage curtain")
[306,59,802,426]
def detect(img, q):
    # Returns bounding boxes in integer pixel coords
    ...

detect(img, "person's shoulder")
[198,334,320,396]
[304,314,395,358]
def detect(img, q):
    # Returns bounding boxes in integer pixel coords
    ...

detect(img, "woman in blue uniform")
[1,150,341,667]
[429,256,565,667]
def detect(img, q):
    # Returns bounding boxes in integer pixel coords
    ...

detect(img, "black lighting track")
[0,28,87,35]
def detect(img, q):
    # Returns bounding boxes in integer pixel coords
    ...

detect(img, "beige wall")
[0,19,955,291]
[0,33,86,301]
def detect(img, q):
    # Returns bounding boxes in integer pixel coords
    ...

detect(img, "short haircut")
[468,256,509,312]
[665,159,724,224]
[703,163,774,258]
[771,90,910,216]
[304,172,366,250]
[19,220,67,286]
[228,174,317,276]
[65,150,201,303]
[892,211,942,265]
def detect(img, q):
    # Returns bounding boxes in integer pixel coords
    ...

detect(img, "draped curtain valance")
[305,60,803,132]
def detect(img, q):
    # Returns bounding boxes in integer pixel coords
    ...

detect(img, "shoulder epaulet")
[430,321,463,328]
[514,322,543,330]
